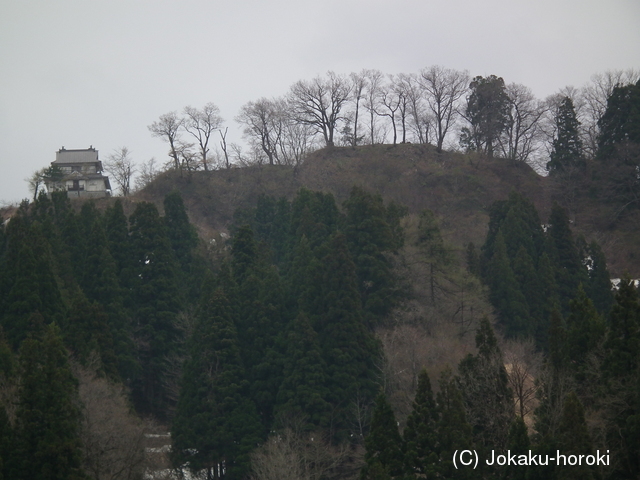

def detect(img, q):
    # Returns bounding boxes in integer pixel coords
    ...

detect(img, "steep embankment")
[133,144,637,276]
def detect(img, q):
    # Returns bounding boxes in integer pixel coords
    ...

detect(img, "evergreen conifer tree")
[536,253,560,349]
[361,393,404,480]
[458,318,514,453]
[104,199,131,286]
[547,96,585,173]
[462,75,510,157]
[504,417,530,480]
[275,312,330,429]
[564,286,606,396]
[310,233,381,439]
[231,225,287,427]
[163,191,198,266]
[403,369,439,479]
[14,324,85,480]
[556,392,595,480]
[128,202,182,416]
[4,225,65,348]
[601,278,640,479]
[481,192,544,274]
[603,277,640,378]
[597,80,640,159]
[171,279,262,480]
[584,241,614,316]
[487,231,530,337]
[290,188,341,250]
[436,367,474,480]
[546,204,587,313]
[343,187,397,326]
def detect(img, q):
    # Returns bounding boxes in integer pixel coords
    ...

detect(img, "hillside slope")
[133,144,636,276]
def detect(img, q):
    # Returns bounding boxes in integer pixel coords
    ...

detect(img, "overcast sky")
[1,0,639,204]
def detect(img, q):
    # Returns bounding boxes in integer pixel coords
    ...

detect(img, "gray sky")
[1,0,639,204]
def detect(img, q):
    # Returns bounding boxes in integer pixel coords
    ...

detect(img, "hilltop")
[129,144,638,277]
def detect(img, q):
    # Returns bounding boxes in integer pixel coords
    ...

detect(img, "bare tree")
[74,362,148,480]
[498,83,547,163]
[502,338,542,419]
[375,76,401,145]
[219,127,232,169]
[289,71,352,147]
[250,427,354,480]
[175,141,199,178]
[280,116,316,167]
[362,69,385,144]
[134,157,159,192]
[392,75,411,143]
[397,73,430,144]
[237,98,284,165]
[419,66,469,153]
[183,103,223,172]
[26,167,48,201]
[348,71,369,146]
[148,112,183,173]
[104,147,136,196]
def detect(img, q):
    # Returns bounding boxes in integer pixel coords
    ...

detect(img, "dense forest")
[1,72,640,480]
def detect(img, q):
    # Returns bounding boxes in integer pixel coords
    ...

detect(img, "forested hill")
[1,141,640,480]
[136,143,639,277]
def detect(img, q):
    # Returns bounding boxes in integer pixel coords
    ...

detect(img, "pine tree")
[3,244,42,347]
[504,417,530,480]
[564,286,606,396]
[231,225,258,284]
[310,233,381,439]
[63,292,119,379]
[603,277,640,378]
[290,188,341,250]
[462,75,510,157]
[556,392,595,480]
[487,230,530,337]
[104,199,131,287]
[275,312,330,429]
[597,80,640,160]
[511,245,539,336]
[343,187,397,326]
[403,369,439,479]
[171,280,262,480]
[584,241,614,316]
[14,324,85,480]
[128,202,182,416]
[546,204,587,313]
[163,191,198,266]
[601,278,640,479]
[436,367,474,480]
[3,224,65,348]
[482,192,544,272]
[547,96,585,173]
[536,252,560,349]
[458,318,514,453]
[361,393,404,480]
[231,225,286,427]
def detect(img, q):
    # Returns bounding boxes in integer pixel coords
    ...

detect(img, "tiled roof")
[54,148,99,164]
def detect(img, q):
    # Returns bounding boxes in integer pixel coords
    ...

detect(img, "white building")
[46,146,111,197]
